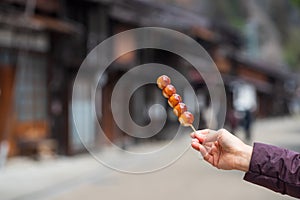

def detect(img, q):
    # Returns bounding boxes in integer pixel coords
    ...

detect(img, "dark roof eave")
[0,13,83,35]
[110,0,210,31]
[229,53,292,80]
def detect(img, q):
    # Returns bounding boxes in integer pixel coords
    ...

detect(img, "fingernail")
[191,141,199,147]
[191,138,198,143]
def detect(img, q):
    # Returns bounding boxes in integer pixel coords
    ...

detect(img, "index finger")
[195,129,220,143]
[190,129,210,138]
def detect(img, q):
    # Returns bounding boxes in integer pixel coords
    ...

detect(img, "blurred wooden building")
[0,0,83,156]
[0,0,296,157]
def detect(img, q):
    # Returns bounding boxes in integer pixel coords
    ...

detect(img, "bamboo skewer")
[190,125,197,133]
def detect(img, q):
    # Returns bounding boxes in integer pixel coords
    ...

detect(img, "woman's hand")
[191,129,253,172]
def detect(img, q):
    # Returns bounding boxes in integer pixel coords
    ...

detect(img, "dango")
[156,75,195,127]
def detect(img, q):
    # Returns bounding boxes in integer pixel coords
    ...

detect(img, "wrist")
[234,144,253,172]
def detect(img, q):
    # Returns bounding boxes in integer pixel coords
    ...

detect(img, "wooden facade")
[0,0,82,156]
[0,0,297,157]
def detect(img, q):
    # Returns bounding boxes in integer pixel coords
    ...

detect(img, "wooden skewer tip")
[190,125,197,133]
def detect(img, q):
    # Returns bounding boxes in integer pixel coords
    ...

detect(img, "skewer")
[190,125,197,133]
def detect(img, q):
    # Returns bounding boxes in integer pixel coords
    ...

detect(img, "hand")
[190,129,253,172]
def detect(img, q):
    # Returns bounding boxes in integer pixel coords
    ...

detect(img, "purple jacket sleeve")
[243,143,300,198]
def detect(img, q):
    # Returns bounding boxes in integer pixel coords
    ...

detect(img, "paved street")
[1,116,300,200]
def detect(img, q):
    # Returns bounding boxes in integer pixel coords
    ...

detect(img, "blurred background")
[0,0,300,200]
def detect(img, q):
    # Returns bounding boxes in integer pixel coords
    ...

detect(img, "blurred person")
[242,110,253,140]
[232,82,257,141]
[226,109,238,133]
[203,97,218,130]
[225,98,239,134]
[190,129,300,198]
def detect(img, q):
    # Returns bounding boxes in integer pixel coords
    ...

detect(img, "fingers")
[191,143,199,151]
[190,129,209,138]
[199,144,214,163]
[191,139,200,151]
[191,139,214,164]
[190,129,220,143]
[190,131,204,144]
[198,144,208,159]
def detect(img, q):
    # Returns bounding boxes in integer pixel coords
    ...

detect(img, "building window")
[14,52,47,121]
